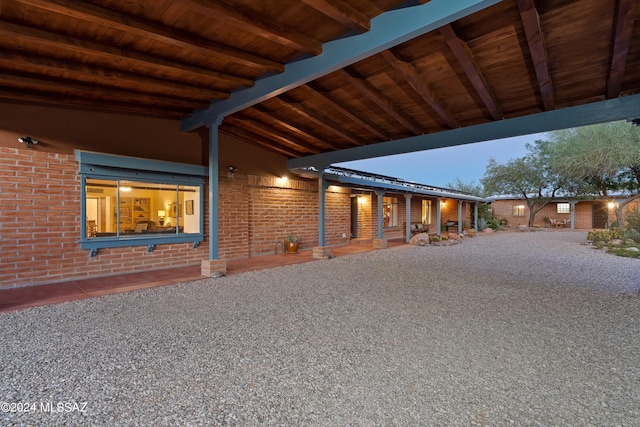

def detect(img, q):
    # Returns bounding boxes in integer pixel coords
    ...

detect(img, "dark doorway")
[350,196,358,238]
[592,203,608,229]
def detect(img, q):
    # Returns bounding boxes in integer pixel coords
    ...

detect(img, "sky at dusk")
[337,132,549,189]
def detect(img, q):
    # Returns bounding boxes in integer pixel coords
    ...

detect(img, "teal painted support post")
[318,173,328,247]
[457,201,463,234]
[405,194,412,243]
[376,190,385,240]
[208,117,223,260]
[570,201,576,230]
[436,198,442,237]
[474,203,479,231]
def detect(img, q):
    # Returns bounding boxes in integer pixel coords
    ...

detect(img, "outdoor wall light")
[276,176,288,185]
[18,136,38,148]
[608,201,617,209]
[228,165,238,173]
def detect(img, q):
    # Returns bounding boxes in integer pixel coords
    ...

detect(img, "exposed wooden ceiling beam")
[300,0,370,33]
[607,0,639,98]
[0,89,189,118]
[517,0,555,111]
[440,24,503,120]
[380,50,459,128]
[14,0,283,73]
[170,0,322,55]
[0,72,209,110]
[0,20,252,87]
[271,95,364,147]
[304,83,390,141]
[250,105,341,151]
[0,51,228,100]
[221,126,304,158]
[182,0,500,130]
[226,114,321,155]
[339,68,424,135]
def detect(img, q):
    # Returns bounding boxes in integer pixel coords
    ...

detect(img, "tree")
[445,178,485,196]
[481,140,564,227]
[548,121,640,226]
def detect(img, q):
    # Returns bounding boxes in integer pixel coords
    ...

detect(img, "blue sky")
[337,132,548,188]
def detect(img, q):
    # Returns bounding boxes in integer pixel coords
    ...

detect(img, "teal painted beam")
[318,174,328,247]
[405,194,412,243]
[208,119,222,260]
[181,0,500,132]
[288,94,640,169]
[376,190,385,239]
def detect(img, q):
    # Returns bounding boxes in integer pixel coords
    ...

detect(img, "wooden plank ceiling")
[1,0,639,159]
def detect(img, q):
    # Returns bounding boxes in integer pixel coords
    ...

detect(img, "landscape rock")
[409,232,430,246]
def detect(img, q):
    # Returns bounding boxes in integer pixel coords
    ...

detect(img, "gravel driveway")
[1,231,639,426]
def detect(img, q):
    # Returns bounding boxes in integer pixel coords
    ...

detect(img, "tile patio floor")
[0,239,405,313]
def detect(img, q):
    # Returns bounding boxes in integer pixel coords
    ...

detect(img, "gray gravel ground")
[1,231,639,426]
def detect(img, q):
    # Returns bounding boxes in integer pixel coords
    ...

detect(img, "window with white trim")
[512,204,525,216]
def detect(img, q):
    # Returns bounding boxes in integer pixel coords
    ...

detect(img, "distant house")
[490,195,639,230]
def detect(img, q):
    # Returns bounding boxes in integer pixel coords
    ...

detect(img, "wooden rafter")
[13,0,283,73]
[304,83,390,141]
[226,115,321,155]
[607,0,639,98]
[170,0,322,55]
[440,24,503,120]
[0,51,228,100]
[250,105,341,151]
[271,96,364,147]
[379,50,459,129]
[300,0,370,33]
[0,88,190,118]
[517,0,555,111]
[0,72,209,110]
[221,126,304,158]
[0,20,252,87]
[339,68,424,135]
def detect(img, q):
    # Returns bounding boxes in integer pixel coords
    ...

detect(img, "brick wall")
[0,148,357,288]
[0,147,209,288]
[491,199,636,229]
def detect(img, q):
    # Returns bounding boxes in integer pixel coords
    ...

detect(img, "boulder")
[409,232,430,246]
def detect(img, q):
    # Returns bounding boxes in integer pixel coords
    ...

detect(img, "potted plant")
[286,235,299,253]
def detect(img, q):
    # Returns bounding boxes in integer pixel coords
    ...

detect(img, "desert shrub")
[476,217,488,231]
[625,211,640,232]
[487,215,502,231]
[587,228,624,243]
[623,228,640,243]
